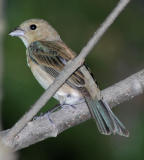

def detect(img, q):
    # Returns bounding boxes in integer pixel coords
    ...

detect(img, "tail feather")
[85,98,129,137]
[90,101,110,135]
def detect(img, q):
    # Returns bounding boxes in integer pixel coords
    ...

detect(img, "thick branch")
[4,0,130,143]
[1,68,144,151]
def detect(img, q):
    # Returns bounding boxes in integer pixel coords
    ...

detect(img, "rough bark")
[1,68,143,151]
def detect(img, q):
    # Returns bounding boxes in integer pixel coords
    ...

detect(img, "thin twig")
[4,0,130,144]
[1,67,143,150]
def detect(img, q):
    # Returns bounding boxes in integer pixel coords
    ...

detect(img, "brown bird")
[9,19,129,137]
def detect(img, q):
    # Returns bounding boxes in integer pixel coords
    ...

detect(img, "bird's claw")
[61,104,76,109]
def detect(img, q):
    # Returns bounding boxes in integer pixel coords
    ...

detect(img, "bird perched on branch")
[9,19,129,137]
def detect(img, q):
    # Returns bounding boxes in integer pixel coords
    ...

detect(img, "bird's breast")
[28,59,54,89]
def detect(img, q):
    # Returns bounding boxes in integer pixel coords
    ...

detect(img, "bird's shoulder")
[27,40,76,60]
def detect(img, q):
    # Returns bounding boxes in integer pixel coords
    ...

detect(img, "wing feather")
[27,40,85,88]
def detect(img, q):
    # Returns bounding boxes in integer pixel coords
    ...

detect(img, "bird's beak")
[9,27,25,37]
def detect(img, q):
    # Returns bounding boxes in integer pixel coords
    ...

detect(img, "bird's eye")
[30,24,37,30]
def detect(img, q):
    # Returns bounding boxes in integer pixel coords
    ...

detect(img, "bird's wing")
[27,40,86,89]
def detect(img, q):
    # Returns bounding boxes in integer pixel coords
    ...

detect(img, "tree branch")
[1,68,144,151]
[4,0,130,144]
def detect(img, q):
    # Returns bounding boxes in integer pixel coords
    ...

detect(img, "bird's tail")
[85,97,129,137]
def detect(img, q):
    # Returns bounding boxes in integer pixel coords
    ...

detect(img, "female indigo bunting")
[9,19,129,137]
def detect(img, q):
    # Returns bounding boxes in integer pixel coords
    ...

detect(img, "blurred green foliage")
[2,0,144,159]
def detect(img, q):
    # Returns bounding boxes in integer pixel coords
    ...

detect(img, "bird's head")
[9,19,61,48]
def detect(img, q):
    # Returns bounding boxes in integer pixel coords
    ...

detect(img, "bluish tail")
[85,98,129,137]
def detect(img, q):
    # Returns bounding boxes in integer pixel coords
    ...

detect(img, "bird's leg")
[33,103,61,122]
[45,103,76,123]
[57,95,77,109]
[49,103,62,112]
[61,97,85,109]
[42,103,63,123]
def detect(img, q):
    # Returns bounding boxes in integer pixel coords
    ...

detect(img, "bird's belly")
[29,61,83,105]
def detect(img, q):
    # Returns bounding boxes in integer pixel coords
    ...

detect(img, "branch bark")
[1,68,144,151]
[4,0,130,144]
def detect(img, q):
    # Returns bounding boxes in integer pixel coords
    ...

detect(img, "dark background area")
[2,0,144,159]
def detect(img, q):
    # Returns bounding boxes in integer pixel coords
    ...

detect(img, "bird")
[9,19,129,137]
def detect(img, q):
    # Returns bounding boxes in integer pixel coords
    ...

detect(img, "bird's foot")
[60,103,76,109]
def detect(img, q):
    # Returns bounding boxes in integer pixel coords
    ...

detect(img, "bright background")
[2,0,144,159]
